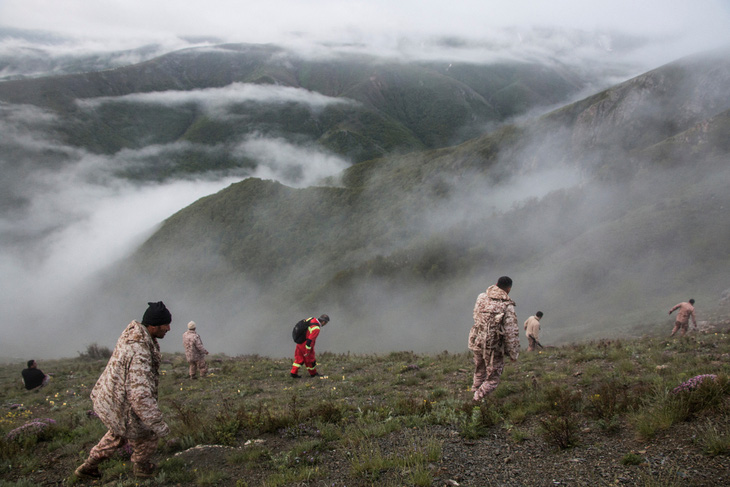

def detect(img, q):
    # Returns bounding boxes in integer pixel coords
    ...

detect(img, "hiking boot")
[309,372,321,377]
[290,373,302,379]
[74,462,101,479]
[133,461,157,478]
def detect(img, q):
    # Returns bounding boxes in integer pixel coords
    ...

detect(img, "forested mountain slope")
[0,43,585,169]
[96,49,730,356]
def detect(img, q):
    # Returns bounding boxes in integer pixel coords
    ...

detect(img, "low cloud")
[0,92,355,359]
[0,171,240,359]
[237,135,350,187]
[78,83,356,118]
[3,0,730,75]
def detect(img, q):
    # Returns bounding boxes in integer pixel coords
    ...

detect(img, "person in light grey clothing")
[524,311,543,351]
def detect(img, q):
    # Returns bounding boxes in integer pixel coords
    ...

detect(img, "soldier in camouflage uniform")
[468,276,520,401]
[183,321,209,379]
[669,298,697,337]
[75,301,172,480]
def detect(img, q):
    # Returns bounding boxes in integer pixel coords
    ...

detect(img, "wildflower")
[5,418,56,441]
[671,374,718,394]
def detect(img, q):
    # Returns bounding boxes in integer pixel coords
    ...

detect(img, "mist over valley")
[1,4,730,360]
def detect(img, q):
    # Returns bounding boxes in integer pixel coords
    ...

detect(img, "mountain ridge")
[0,43,587,166]
[90,48,730,356]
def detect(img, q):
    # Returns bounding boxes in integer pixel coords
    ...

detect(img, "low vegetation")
[1,331,729,486]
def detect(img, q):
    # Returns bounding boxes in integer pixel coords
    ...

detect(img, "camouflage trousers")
[527,335,538,352]
[85,429,158,466]
[188,359,208,378]
[471,347,505,401]
[671,320,690,336]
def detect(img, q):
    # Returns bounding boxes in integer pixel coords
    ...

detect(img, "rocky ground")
[53,400,729,487]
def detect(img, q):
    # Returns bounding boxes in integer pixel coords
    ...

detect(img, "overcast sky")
[2,0,730,70]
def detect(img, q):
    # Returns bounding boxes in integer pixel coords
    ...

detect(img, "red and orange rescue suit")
[290,318,323,376]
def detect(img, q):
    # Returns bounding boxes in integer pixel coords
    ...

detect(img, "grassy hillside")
[1,328,729,486]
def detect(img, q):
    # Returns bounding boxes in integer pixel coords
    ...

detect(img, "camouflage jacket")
[90,320,169,439]
[670,302,697,325]
[183,329,208,362]
[469,285,520,360]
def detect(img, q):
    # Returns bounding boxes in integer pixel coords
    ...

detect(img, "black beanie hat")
[142,301,172,326]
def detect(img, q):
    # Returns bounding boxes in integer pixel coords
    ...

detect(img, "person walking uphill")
[183,321,209,379]
[468,276,520,402]
[290,314,330,378]
[75,301,172,480]
[669,299,697,337]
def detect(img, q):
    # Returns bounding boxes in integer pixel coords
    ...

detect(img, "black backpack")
[292,318,313,344]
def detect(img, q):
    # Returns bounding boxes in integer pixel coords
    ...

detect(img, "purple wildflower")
[5,418,56,441]
[114,442,134,459]
[671,374,718,394]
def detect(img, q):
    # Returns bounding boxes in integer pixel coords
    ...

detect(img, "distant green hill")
[0,43,585,176]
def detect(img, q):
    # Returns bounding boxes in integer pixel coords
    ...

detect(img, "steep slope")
[98,49,730,355]
[529,47,730,173]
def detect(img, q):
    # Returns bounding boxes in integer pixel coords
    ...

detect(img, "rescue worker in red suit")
[290,314,330,378]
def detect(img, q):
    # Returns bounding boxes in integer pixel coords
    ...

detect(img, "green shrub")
[621,452,644,465]
[596,415,622,435]
[77,343,112,360]
[196,468,230,486]
[539,413,579,449]
[589,378,627,420]
[226,446,271,467]
[695,420,730,456]
[309,399,346,423]
[457,402,499,439]
[544,384,583,415]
